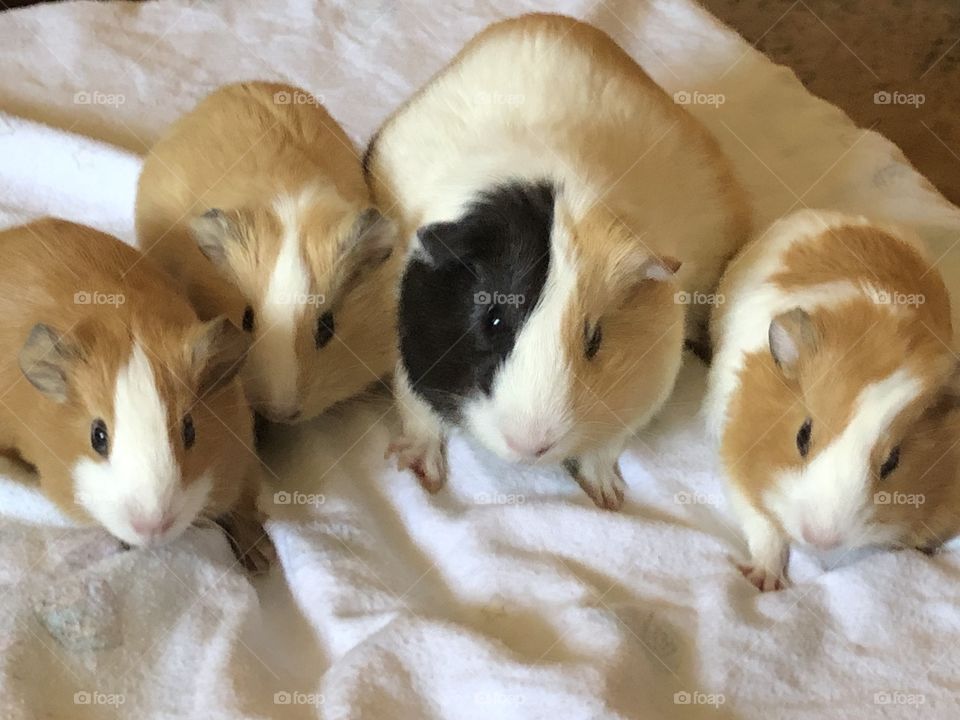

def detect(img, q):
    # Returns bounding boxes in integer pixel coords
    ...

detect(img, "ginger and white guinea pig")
[364,14,750,509]
[704,209,960,591]
[136,81,399,423]
[0,219,272,570]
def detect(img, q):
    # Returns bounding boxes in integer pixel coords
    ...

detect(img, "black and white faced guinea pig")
[364,14,750,509]
[705,209,960,590]
[0,219,272,570]
[136,81,399,424]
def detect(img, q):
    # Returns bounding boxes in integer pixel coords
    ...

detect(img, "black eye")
[796,418,812,457]
[182,413,196,450]
[242,306,255,333]
[485,304,504,333]
[90,418,109,457]
[880,445,900,479]
[315,311,335,349]
[585,321,602,360]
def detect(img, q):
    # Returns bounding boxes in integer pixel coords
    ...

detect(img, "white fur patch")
[765,367,922,548]
[463,210,578,461]
[249,191,316,416]
[73,344,210,546]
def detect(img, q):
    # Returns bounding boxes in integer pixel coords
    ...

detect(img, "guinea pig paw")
[239,537,276,576]
[577,467,626,511]
[388,438,447,493]
[737,563,787,592]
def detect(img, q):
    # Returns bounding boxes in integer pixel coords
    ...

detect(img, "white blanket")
[1,1,960,718]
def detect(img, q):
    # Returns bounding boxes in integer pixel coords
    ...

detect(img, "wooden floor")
[2,0,958,203]
[702,0,960,204]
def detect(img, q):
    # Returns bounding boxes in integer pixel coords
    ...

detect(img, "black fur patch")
[398,180,556,421]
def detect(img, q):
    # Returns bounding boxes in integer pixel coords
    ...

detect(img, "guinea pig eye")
[584,321,603,360]
[182,413,196,450]
[242,306,255,333]
[796,418,812,458]
[315,311,335,349]
[879,445,900,479]
[485,303,504,332]
[90,418,109,457]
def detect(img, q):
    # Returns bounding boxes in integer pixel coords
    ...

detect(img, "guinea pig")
[0,218,272,571]
[704,209,959,591]
[364,14,750,509]
[136,81,399,424]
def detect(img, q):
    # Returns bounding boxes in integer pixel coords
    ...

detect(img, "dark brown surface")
[701,0,960,204]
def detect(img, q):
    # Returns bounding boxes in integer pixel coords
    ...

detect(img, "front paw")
[565,459,625,511]
[387,436,447,493]
[216,513,276,576]
[737,563,787,592]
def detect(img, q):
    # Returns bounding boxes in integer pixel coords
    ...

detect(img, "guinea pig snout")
[503,431,557,461]
[127,507,177,545]
[254,403,302,424]
[800,522,842,551]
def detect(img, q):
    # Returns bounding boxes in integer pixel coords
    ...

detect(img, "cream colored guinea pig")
[365,14,750,509]
[136,81,399,423]
[705,209,959,591]
[0,219,272,571]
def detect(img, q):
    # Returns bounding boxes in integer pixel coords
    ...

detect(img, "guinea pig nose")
[130,511,176,538]
[504,434,555,459]
[801,525,841,550]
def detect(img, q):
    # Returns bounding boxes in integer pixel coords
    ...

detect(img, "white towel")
[1,1,959,719]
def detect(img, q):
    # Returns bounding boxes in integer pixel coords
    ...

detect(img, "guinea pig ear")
[610,251,681,293]
[636,255,682,282]
[416,221,467,266]
[342,208,396,273]
[188,317,250,397]
[188,209,242,267]
[769,308,818,379]
[19,324,80,403]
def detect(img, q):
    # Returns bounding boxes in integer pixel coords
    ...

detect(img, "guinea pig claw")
[387,437,447,493]
[737,563,786,592]
[569,463,626,511]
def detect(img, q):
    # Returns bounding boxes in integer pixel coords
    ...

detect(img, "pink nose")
[802,525,841,550]
[130,512,176,538]
[504,434,554,459]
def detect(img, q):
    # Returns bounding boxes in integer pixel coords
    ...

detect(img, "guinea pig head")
[399,181,683,464]
[736,300,958,552]
[188,186,396,422]
[18,316,250,547]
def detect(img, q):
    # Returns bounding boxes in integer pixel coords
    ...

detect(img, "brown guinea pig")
[0,218,272,570]
[136,81,399,424]
[705,209,959,590]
